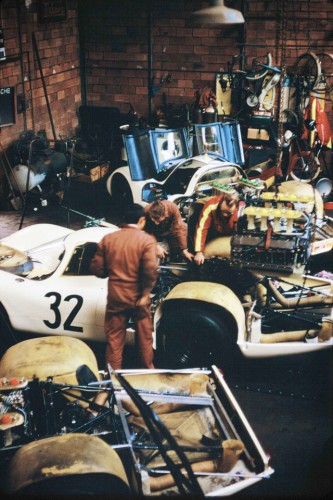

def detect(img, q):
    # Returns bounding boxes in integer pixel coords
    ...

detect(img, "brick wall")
[0,0,80,149]
[81,0,333,125]
[0,0,331,146]
[82,0,244,117]
[0,0,332,154]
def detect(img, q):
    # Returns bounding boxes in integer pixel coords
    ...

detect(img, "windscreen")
[0,239,66,279]
[150,128,190,173]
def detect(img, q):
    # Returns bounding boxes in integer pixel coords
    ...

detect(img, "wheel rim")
[290,153,320,182]
[294,52,321,92]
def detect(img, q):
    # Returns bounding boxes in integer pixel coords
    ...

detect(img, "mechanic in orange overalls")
[144,199,194,261]
[193,192,239,265]
[90,204,158,370]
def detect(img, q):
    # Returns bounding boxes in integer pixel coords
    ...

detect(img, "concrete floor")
[0,182,332,499]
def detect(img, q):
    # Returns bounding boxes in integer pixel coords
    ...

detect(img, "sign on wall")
[38,0,67,23]
[0,87,15,127]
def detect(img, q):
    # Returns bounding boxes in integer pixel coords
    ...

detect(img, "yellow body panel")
[0,336,100,385]
[7,433,129,493]
[164,281,245,338]
[204,236,231,259]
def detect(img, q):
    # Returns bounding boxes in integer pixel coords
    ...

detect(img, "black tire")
[156,300,238,374]
[0,305,18,356]
[111,175,133,211]
[12,473,131,497]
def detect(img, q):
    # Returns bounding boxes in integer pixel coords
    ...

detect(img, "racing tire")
[6,434,131,497]
[156,300,238,374]
[0,305,18,355]
[111,175,133,211]
[10,474,131,497]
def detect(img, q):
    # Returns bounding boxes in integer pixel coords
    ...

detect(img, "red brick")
[0,0,332,150]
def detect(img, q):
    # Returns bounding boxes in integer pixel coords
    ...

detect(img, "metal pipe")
[32,33,56,140]
[19,138,39,230]
[77,0,88,106]
[147,0,153,121]
[266,279,333,308]
[16,0,27,130]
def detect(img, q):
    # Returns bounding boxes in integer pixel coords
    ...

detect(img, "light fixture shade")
[190,0,245,25]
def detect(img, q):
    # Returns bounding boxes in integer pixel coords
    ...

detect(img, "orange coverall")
[90,225,158,370]
[194,195,238,253]
[144,200,188,256]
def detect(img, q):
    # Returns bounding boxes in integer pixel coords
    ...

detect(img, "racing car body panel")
[0,271,107,341]
[106,156,246,206]
[0,335,274,497]
[238,336,333,357]
[0,223,74,251]
[0,224,118,343]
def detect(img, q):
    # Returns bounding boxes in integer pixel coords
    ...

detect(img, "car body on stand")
[0,335,273,497]
[106,121,246,216]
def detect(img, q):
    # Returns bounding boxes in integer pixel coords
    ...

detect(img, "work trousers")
[104,304,154,370]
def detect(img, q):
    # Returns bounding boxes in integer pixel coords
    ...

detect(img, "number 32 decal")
[43,292,83,332]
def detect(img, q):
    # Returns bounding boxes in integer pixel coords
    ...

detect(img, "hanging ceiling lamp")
[190,0,245,25]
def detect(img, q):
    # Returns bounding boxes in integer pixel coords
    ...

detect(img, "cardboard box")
[247,128,270,141]
[89,162,110,182]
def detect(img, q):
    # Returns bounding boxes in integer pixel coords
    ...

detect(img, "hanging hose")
[32,33,56,140]
[259,318,332,343]
[148,439,244,492]
[260,330,315,343]
[266,278,333,308]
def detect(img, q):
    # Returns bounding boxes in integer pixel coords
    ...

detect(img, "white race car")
[106,121,246,214]
[0,223,116,348]
[0,212,332,370]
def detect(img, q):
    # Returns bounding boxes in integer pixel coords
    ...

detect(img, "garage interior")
[0,0,332,498]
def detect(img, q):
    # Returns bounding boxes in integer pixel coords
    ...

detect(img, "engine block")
[231,194,312,273]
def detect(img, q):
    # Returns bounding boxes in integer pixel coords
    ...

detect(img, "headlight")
[142,183,167,203]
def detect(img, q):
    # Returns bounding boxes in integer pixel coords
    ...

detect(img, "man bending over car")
[193,192,239,266]
[90,204,158,370]
[144,199,194,261]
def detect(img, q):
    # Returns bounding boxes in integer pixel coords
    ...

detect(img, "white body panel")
[238,336,333,357]
[0,224,117,343]
[106,156,244,205]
